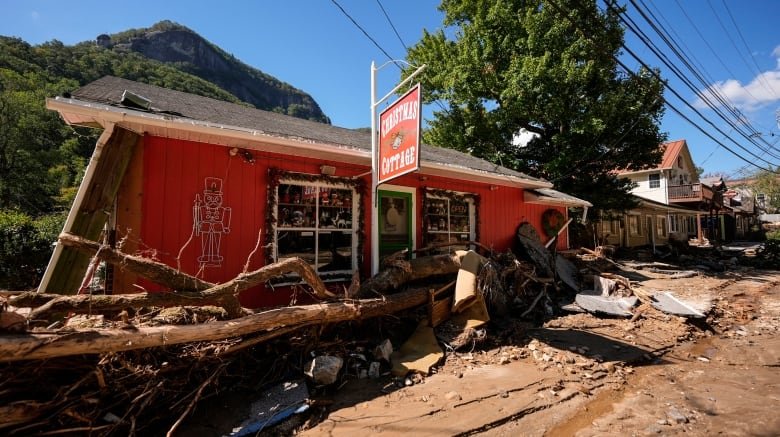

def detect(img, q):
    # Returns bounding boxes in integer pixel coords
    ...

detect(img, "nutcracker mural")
[193,177,232,268]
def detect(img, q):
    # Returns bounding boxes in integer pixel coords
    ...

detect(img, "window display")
[423,191,475,253]
[274,182,358,282]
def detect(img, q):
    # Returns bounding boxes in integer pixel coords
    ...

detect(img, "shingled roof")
[67,76,546,185]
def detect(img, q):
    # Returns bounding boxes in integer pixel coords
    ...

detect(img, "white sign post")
[370,61,426,275]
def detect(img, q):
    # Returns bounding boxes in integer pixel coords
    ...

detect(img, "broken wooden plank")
[42,126,140,294]
[651,292,706,318]
[575,292,638,317]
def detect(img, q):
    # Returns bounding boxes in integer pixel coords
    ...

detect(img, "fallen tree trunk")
[59,232,214,292]
[358,251,466,297]
[15,256,332,320]
[21,291,239,320]
[0,286,433,362]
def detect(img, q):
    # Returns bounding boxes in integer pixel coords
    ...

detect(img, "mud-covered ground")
[178,257,780,437]
[293,266,780,436]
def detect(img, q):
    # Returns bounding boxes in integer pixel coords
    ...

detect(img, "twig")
[520,286,548,318]
[242,228,264,274]
[166,364,226,437]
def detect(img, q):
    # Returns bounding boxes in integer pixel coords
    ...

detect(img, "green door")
[378,190,413,262]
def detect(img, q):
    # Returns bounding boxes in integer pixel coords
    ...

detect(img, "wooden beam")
[43,127,140,294]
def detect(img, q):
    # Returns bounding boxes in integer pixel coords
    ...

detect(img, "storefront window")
[423,193,475,252]
[275,182,357,281]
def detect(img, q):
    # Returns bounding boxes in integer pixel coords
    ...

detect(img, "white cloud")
[694,46,780,112]
[512,128,540,147]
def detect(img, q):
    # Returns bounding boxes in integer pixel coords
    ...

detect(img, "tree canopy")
[404,0,667,212]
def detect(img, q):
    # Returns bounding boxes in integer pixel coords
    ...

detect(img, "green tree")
[0,69,83,213]
[750,169,780,213]
[404,0,666,213]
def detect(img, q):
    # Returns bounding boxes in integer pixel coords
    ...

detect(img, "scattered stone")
[697,357,710,363]
[667,407,689,424]
[304,355,343,385]
[445,391,462,401]
[368,361,381,379]
[374,339,393,362]
[404,377,413,386]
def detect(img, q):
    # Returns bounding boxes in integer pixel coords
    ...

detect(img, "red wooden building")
[40,76,590,308]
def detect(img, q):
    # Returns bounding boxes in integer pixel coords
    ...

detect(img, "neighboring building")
[40,76,590,308]
[597,196,698,249]
[598,139,734,247]
[722,186,760,240]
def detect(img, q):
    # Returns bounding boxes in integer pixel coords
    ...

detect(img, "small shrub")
[0,210,64,290]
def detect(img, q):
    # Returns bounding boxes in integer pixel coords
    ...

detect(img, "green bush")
[0,210,64,290]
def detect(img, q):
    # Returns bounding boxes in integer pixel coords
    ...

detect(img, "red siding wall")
[131,136,568,308]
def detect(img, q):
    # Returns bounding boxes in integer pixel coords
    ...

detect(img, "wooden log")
[357,252,466,297]
[59,232,214,292]
[15,256,331,320]
[0,286,433,362]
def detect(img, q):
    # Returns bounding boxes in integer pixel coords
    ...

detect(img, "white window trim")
[424,192,477,250]
[273,178,360,283]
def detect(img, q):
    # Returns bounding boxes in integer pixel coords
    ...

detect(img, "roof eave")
[48,97,553,189]
[523,190,592,207]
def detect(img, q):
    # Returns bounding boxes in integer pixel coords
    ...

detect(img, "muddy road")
[297,269,780,437]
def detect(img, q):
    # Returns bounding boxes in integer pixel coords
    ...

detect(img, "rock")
[666,407,688,424]
[445,391,462,401]
[499,354,511,365]
[304,355,343,385]
[532,350,543,361]
[697,357,710,363]
[368,361,381,379]
[404,377,414,386]
[603,362,617,374]
[374,339,393,362]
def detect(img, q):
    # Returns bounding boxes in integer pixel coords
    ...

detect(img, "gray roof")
[70,76,545,184]
[528,188,592,207]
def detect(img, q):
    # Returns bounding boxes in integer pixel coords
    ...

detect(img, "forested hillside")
[0,21,330,289]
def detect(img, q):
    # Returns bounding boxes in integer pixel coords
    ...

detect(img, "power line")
[616,0,780,166]
[545,0,777,173]
[375,0,408,51]
[329,0,402,69]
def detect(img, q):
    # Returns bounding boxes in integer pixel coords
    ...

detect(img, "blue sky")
[3,0,779,179]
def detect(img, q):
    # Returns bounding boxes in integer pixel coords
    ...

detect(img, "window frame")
[267,169,364,285]
[628,215,641,236]
[657,215,667,237]
[648,173,661,189]
[422,188,478,253]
